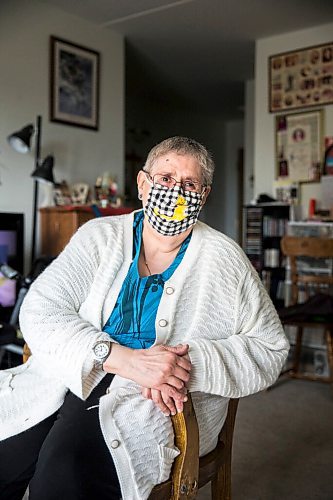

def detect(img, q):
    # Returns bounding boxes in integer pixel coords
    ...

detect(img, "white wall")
[223,120,244,240]
[0,0,124,270]
[244,80,255,205]
[254,21,333,212]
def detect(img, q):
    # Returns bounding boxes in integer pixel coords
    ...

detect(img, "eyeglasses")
[143,171,204,193]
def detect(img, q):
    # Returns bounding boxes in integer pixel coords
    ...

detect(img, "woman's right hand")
[103,343,192,397]
[141,385,188,416]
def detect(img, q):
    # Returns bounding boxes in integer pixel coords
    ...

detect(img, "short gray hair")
[144,136,215,186]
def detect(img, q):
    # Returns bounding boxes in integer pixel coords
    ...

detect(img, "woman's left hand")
[141,386,188,416]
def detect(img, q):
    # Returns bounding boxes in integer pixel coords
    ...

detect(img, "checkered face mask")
[144,183,204,236]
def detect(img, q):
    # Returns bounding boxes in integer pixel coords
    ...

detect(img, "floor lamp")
[7,115,55,269]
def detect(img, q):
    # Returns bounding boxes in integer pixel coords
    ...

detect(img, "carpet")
[198,378,333,500]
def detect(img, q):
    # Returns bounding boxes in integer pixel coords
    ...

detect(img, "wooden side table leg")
[291,326,303,375]
[325,329,333,394]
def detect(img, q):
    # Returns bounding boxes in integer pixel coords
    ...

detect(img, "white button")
[159,319,168,327]
[166,286,174,295]
[111,439,120,449]
[106,387,111,394]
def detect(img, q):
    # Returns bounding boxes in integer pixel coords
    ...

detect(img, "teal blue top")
[102,211,191,348]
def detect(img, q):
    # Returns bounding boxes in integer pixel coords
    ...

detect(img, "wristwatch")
[92,340,112,370]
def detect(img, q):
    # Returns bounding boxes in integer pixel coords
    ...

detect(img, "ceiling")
[44,0,333,118]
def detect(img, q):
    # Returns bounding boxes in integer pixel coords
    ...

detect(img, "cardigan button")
[158,319,168,327]
[111,439,120,449]
[166,286,174,295]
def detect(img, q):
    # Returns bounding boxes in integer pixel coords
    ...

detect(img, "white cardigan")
[0,211,289,499]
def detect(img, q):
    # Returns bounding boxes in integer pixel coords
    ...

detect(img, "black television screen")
[0,213,24,320]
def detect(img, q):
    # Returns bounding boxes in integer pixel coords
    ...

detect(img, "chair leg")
[211,461,232,500]
[325,329,333,393]
[291,326,303,375]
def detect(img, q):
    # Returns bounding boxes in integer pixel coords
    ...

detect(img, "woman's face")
[137,152,210,207]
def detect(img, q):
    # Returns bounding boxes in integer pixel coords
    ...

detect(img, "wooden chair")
[149,397,239,500]
[23,343,32,363]
[23,344,238,499]
[279,236,333,387]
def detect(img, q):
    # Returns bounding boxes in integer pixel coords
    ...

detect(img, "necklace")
[144,258,152,276]
[141,243,152,275]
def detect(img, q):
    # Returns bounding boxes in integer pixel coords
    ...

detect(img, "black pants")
[0,374,121,500]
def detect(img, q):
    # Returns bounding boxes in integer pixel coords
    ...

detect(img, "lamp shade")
[31,155,55,184]
[7,124,34,154]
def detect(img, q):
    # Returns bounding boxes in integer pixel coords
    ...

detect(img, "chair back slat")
[281,236,333,258]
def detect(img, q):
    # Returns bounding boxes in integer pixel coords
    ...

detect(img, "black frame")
[50,36,100,130]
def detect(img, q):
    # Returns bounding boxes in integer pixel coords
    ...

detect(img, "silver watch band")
[92,340,112,370]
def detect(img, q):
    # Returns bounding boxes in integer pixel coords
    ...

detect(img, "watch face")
[94,342,110,360]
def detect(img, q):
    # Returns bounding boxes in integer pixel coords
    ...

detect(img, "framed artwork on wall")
[50,36,100,130]
[323,137,333,175]
[275,109,324,183]
[269,42,333,113]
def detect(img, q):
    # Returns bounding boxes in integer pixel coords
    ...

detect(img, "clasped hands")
[103,343,191,416]
[140,344,191,416]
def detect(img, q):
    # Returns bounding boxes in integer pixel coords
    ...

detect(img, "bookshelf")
[243,203,290,308]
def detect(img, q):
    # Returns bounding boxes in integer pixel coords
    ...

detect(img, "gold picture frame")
[269,42,333,113]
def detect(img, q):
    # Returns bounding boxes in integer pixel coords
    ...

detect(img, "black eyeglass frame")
[142,169,207,194]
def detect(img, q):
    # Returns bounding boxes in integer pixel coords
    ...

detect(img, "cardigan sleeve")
[186,267,290,398]
[19,221,117,400]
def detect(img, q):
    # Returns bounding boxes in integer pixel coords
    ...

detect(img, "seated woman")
[0,136,289,500]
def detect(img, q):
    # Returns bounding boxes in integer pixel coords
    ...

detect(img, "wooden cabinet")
[39,206,133,257]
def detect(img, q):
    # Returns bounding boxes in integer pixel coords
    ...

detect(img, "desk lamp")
[7,115,55,268]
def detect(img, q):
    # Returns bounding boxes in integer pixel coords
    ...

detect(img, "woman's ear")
[202,186,211,206]
[137,170,146,193]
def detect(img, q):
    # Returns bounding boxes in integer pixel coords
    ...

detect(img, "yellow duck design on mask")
[154,195,189,221]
